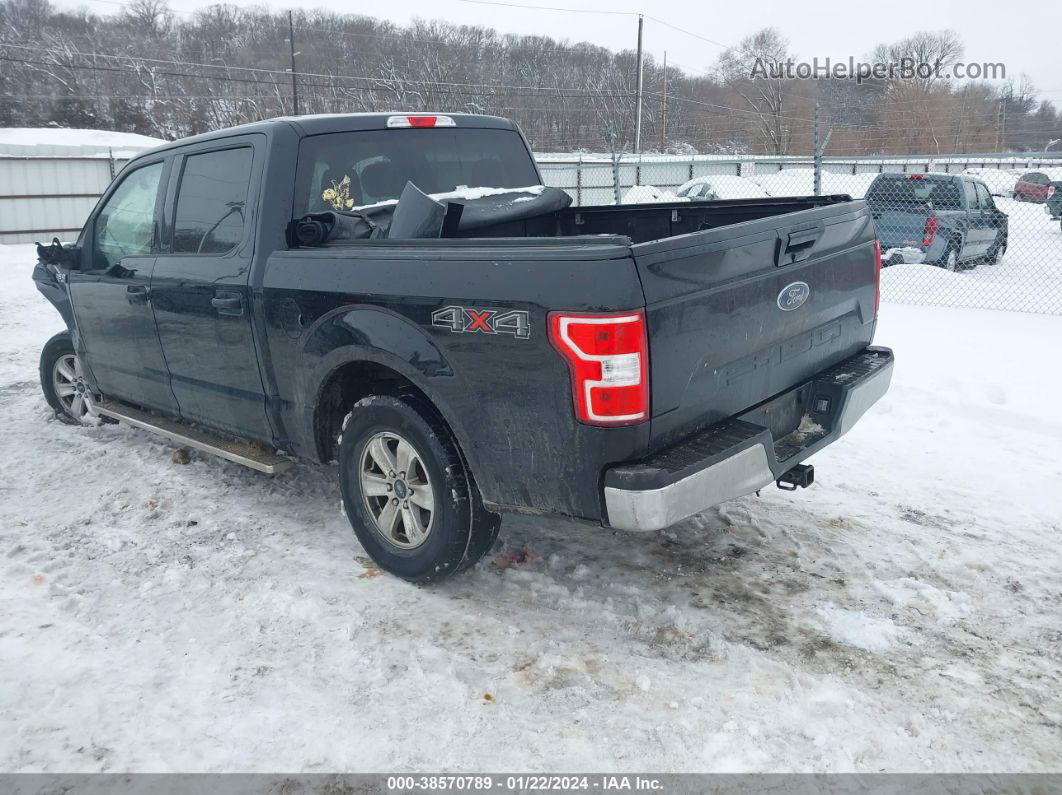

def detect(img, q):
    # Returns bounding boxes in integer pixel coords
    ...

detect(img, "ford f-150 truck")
[865,172,1008,269]
[33,113,893,583]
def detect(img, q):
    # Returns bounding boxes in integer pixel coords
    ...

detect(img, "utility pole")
[288,10,300,116]
[996,96,1006,151]
[813,100,831,197]
[660,50,667,152]
[633,13,643,154]
[813,101,821,196]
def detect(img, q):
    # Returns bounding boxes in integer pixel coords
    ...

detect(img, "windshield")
[865,176,963,210]
[294,128,540,215]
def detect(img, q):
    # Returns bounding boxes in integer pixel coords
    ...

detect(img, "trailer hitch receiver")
[777,463,814,491]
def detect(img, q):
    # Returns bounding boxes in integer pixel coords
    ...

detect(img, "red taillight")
[873,240,882,317]
[548,310,649,427]
[908,174,925,180]
[922,216,939,248]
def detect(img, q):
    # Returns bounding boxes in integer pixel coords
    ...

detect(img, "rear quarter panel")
[259,242,650,520]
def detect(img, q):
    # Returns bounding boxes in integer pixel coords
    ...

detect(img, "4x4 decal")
[431,306,531,339]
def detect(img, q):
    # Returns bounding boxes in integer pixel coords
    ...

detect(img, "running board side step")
[95,401,293,474]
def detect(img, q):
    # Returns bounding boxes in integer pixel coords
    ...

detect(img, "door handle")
[776,226,822,266]
[126,285,150,304]
[211,291,244,317]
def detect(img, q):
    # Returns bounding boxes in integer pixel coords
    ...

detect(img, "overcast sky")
[55,0,1062,101]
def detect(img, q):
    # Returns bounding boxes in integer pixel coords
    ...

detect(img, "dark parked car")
[1044,181,1062,219]
[1013,170,1062,203]
[865,173,1008,269]
[32,113,892,584]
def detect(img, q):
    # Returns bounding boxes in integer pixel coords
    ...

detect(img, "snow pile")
[1,242,1061,772]
[621,185,680,204]
[676,176,770,200]
[751,169,879,199]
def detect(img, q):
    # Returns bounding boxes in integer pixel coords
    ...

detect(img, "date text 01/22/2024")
[385,775,665,790]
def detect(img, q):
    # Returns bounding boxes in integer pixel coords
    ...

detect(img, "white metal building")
[0,128,162,244]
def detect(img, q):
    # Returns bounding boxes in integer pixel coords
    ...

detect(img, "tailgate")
[872,208,930,248]
[632,200,878,448]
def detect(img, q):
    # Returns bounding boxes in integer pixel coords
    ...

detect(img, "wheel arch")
[297,306,482,490]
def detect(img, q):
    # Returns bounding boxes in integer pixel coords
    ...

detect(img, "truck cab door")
[149,137,274,443]
[956,180,982,258]
[67,157,181,415]
[974,182,1003,255]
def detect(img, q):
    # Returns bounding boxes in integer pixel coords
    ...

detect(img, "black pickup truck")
[33,113,893,583]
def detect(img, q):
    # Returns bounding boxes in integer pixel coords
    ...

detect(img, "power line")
[451,0,636,15]
[0,40,638,94]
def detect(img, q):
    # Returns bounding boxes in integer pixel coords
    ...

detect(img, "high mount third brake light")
[386,115,456,129]
[548,310,649,427]
[923,216,940,248]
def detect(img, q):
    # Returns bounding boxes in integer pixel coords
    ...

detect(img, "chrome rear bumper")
[603,347,893,532]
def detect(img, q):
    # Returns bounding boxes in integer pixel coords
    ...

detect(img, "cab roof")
[133,113,520,158]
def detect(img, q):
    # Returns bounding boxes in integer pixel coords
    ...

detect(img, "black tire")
[39,331,81,424]
[939,241,961,272]
[984,234,1007,265]
[338,394,500,584]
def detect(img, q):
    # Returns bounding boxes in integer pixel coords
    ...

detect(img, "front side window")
[294,129,540,216]
[172,148,252,255]
[962,181,978,207]
[92,162,163,271]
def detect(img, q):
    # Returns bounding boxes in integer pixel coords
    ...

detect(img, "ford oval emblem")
[777,281,810,311]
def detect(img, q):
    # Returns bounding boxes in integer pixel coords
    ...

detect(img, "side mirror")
[36,238,81,271]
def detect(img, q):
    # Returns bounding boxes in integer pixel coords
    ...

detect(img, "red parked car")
[1013,170,1062,202]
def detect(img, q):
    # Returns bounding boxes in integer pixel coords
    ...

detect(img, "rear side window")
[172,148,252,254]
[294,128,540,216]
[865,176,963,210]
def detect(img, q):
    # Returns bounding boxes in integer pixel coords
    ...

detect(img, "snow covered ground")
[1,243,1060,773]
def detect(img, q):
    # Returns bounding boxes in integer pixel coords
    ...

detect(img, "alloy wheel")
[52,353,98,424]
[359,431,435,549]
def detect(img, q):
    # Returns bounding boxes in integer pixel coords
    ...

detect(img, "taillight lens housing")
[548,310,649,427]
[922,215,940,248]
[873,239,882,317]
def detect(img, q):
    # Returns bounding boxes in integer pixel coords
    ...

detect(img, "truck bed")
[453,195,855,244]
[457,194,879,449]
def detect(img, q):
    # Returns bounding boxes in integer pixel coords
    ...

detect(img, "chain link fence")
[537,154,1062,316]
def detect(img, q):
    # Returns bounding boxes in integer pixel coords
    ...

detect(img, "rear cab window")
[293,128,540,217]
[865,176,963,210]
